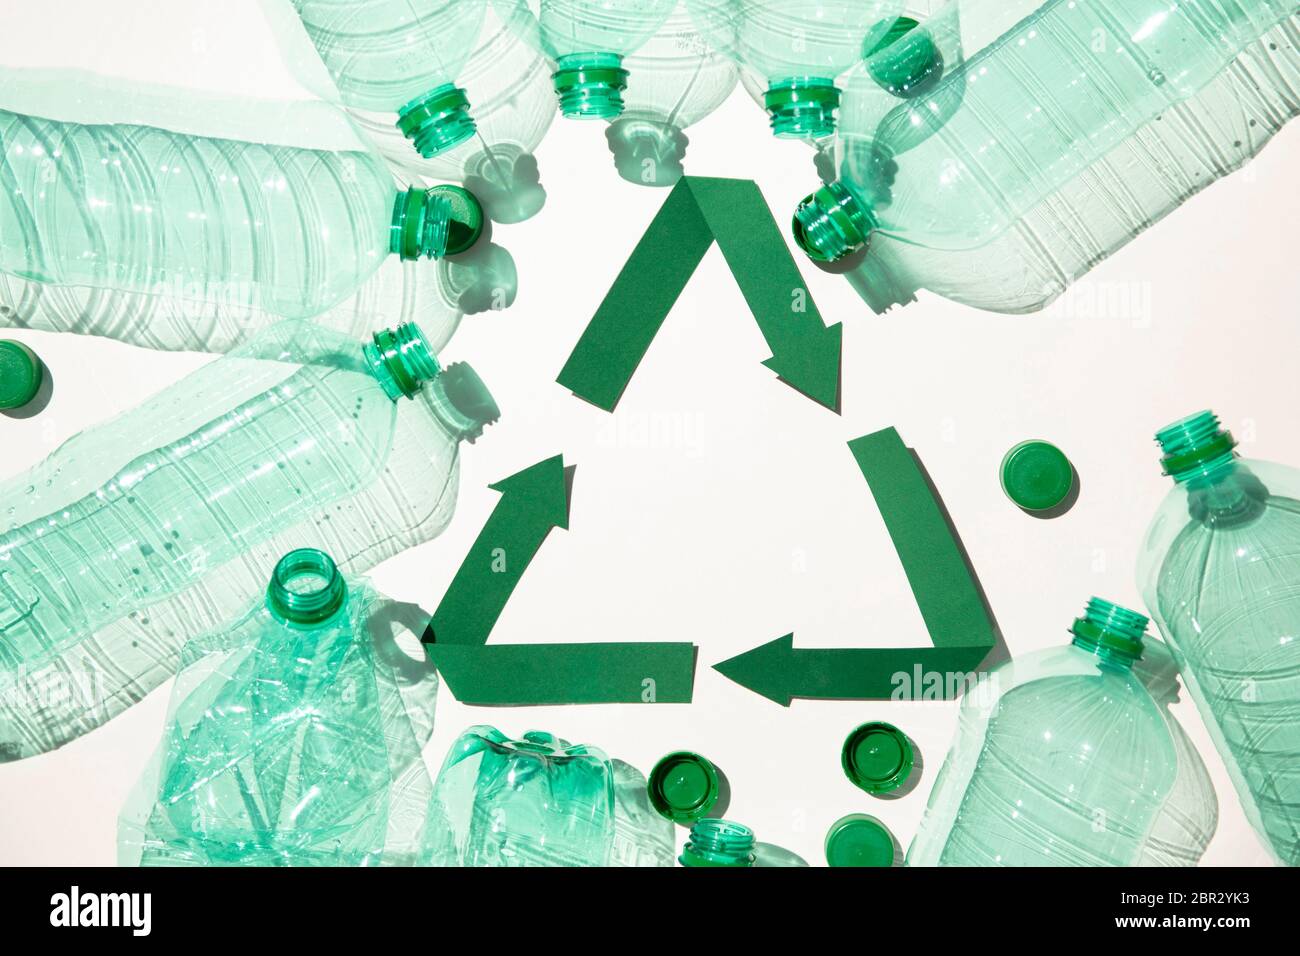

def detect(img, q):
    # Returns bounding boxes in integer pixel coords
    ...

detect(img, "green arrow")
[426,642,697,705]
[556,176,841,413]
[715,427,996,704]
[422,455,570,646]
[714,637,992,706]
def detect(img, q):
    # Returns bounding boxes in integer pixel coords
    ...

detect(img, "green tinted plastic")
[841,721,913,794]
[647,750,719,823]
[119,556,435,865]
[1000,439,1074,512]
[796,0,1291,261]
[292,0,486,156]
[420,726,616,866]
[0,339,42,409]
[0,317,497,761]
[907,600,1177,866]
[679,818,755,867]
[825,813,896,867]
[1139,423,1300,866]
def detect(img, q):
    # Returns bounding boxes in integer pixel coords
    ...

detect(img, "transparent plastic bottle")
[0,318,498,761]
[290,0,488,159]
[497,0,678,119]
[1137,410,1300,866]
[610,758,676,866]
[687,0,905,138]
[794,0,1294,264]
[344,6,556,223]
[907,599,1178,866]
[843,12,1300,313]
[420,726,616,866]
[0,243,516,354]
[0,107,483,320]
[119,548,436,866]
[603,2,737,187]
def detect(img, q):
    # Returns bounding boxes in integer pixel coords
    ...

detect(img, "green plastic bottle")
[118,548,435,866]
[420,726,616,866]
[0,318,498,762]
[498,0,678,119]
[604,4,737,186]
[794,0,1293,262]
[1137,411,1300,866]
[0,107,483,320]
[907,599,1178,866]
[291,0,487,159]
[0,245,516,354]
[688,0,906,138]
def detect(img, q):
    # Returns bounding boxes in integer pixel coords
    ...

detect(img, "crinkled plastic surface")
[119,560,436,866]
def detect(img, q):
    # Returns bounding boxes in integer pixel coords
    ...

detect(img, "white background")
[1,2,1296,867]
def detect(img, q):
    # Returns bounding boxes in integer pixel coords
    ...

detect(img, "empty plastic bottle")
[843,11,1300,313]
[0,317,498,761]
[688,0,905,138]
[794,0,1296,265]
[420,726,616,866]
[119,548,437,866]
[290,0,488,159]
[1137,410,1300,866]
[0,243,517,354]
[0,107,483,321]
[907,599,1178,866]
[498,0,678,119]
[344,5,556,223]
[604,2,737,187]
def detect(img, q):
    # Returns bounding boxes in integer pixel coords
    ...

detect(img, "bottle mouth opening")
[553,53,627,120]
[363,322,442,401]
[1069,597,1148,667]
[764,77,840,139]
[1156,410,1238,483]
[396,84,477,159]
[681,819,756,867]
[266,548,347,627]
[390,185,484,262]
[792,181,873,262]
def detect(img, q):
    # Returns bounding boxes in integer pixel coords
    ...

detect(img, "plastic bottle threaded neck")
[552,53,628,120]
[396,83,477,159]
[680,819,756,868]
[764,77,840,139]
[266,548,347,627]
[363,323,442,401]
[390,185,484,262]
[792,181,875,262]
[1156,410,1238,485]
[1069,598,1149,668]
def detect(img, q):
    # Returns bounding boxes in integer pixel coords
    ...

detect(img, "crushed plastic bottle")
[907,599,1179,866]
[794,0,1298,312]
[688,0,906,138]
[1138,410,1300,866]
[498,0,678,119]
[605,3,738,187]
[0,107,483,320]
[119,548,436,866]
[290,0,488,159]
[0,244,517,354]
[419,726,616,866]
[0,317,498,761]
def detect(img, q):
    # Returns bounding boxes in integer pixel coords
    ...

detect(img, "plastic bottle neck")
[764,77,841,139]
[680,819,756,868]
[363,323,442,401]
[1068,598,1148,670]
[265,548,347,628]
[1157,410,1239,487]
[552,53,628,120]
[396,83,476,159]
[793,180,877,262]
[390,186,484,262]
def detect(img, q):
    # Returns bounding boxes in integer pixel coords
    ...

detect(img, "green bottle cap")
[0,339,43,410]
[1000,439,1074,512]
[841,721,914,794]
[825,813,896,867]
[648,751,719,823]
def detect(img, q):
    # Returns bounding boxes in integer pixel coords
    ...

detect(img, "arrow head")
[488,455,571,530]
[761,322,842,413]
[714,634,796,707]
